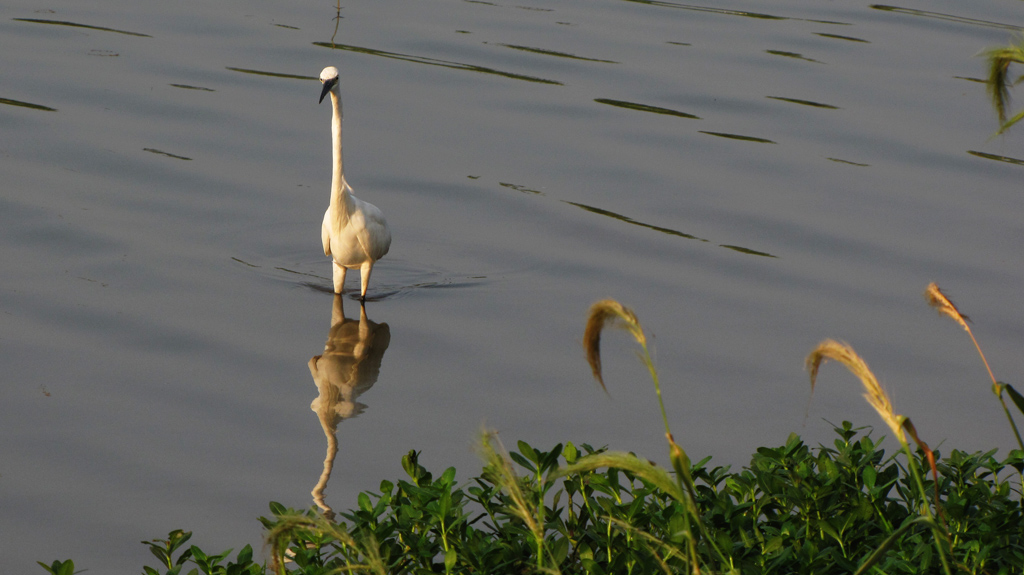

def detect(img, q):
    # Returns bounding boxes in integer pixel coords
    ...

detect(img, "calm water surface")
[2,0,1023,571]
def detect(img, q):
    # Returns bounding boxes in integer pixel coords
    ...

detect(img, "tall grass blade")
[806,339,952,575]
[557,452,687,503]
[852,516,935,575]
[901,418,941,510]
[579,299,733,574]
[605,516,688,575]
[477,430,554,573]
[583,299,675,440]
[924,282,1023,450]
[1005,383,1024,416]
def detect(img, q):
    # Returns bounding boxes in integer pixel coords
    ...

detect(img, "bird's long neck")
[329,91,349,213]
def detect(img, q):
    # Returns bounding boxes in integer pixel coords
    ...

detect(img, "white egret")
[318,65,391,300]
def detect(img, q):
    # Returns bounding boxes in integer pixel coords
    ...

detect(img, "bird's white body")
[319,66,391,299]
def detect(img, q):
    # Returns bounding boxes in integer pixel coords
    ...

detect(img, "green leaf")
[509,451,536,473]
[541,443,564,472]
[236,544,253,565]
[358,492,372,512]
[997,108,1024,134]
[550,536,570,566]
[1003,382,1024,416]
[517,440,538,463]
[401,450,421,480]
[862,465,877,491]
[36,560,74,575]
[563,442,579,464]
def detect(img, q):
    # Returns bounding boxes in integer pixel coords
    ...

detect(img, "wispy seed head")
[925,282,971,331]
[584,299,646,392]
[806,339,904,441]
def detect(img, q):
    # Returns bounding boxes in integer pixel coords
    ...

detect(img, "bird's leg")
[332,261,347,294]
[359,261,373,301]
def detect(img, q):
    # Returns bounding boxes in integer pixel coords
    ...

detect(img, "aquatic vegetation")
[40,291,1024,574]
[54,429,1022,575]
[983,35,1024,134]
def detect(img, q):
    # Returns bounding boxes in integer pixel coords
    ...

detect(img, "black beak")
[319,78,336,104]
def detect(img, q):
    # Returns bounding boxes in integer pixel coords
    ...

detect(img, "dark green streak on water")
[500,44,617,63]
[170,84,215,92]
[313,42,563,85]
[815,32,870,43]
[765,50,823,64]
[0,97,56,111]
[700,131,776,144]
[720,245,777,258]
[870,5,1024,31]
[565,201,705,241]
[621,0,785,20]
[954,76,988,84]
[144,148,192,161]
[231,257,260,268]
[967,150,1024,166]
[620,0,848,25]
[767,96,839,109]
[226,67,316,81]
[276,267,324,279]
[13,18,151,37]
[595,98,700,119]
[500,182,544,195]
[567,201,775,256]
[828,157,870,167]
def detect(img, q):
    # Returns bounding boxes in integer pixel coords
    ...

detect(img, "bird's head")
[319,66,340,104]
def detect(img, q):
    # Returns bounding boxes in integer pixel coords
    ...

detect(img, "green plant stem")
[995,391,1024,451]
[639,344,672,439]
[899,440,952,575]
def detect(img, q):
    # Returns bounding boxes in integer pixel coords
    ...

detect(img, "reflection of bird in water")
[318,65,392,300]
[308,295,391,517]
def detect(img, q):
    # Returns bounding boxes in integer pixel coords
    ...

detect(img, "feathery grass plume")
[925,282,996,384]
[584,299,645,393]
[477,430,556,574]
[924,282,1024,451]
[604,516,687,575]
[583,299,674,440]
[982,36,1024,134]
[558,451,686,503]
[265,511,385,575]
[924,282,971,331]
[806,339,952,575]
[579,300,733,575]
[806,340,904,442]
